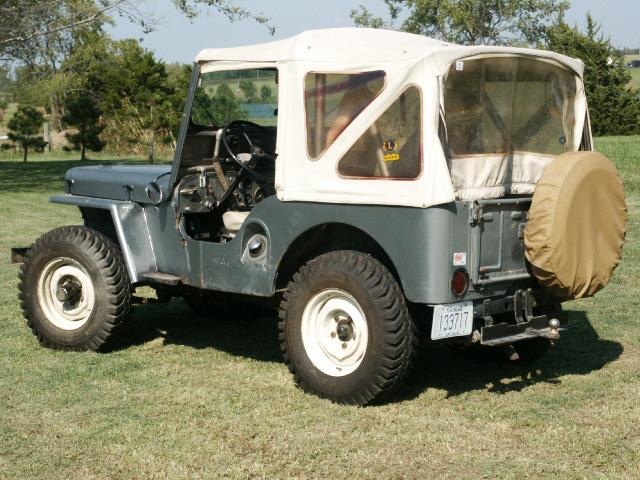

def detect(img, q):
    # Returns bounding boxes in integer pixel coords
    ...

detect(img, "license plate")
[431,301,474,340]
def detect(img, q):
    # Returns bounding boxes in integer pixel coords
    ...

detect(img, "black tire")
[278,251,416,405]
[18,226,131,351]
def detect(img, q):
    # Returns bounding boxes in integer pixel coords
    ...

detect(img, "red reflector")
[451,268,469,297]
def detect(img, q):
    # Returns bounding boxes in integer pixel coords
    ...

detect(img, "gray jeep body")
[55,173,533,306]
[42,25,588,352]
[48,61,558,349]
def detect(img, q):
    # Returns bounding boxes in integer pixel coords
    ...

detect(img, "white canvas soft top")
[196,28,451,63]
[195,29,587,208]
[195,29,584,74]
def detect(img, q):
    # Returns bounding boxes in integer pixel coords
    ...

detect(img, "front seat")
[222,211,250,234]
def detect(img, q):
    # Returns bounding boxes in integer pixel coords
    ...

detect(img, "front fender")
[49,195,156,283]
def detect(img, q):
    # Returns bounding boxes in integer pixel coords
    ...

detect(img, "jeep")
[14,29,627,405]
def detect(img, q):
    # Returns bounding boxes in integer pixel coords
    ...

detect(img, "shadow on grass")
[108,299,282,363]
[110,304,622,400]
[399,310,623,400]
[0,159,152,194]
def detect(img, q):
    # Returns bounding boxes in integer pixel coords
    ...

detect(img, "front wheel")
[18,226,131,351]
[278,251,416,405]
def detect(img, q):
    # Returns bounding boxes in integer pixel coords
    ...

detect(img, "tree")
[0,67,13,107]
[351,0,569,46]
[260,84,273,102]
[3,0,273,137]
[7,106,46,162]
[212,84,247,124]
[239,80,257,102]
[547,15,640,136]
[1,0,273,61]
[102,40,178,163]
[63,95,104,160]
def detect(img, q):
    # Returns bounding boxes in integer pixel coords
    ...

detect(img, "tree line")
[1,0,638,162]
[0,0,272,162]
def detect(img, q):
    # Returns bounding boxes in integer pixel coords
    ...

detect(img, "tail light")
[451,268,469,297]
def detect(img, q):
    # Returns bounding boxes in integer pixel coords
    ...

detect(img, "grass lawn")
[629,68,640,89]
[1,141,639,479]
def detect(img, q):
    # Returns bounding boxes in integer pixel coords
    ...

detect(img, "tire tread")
[18,226,131,351]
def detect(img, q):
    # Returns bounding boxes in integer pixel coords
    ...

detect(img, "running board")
[139,272,183,286]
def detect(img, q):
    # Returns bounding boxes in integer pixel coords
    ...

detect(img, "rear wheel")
[18,226,131,351]
[279,251,416,405]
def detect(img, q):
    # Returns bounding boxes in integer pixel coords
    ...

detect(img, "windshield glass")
[192,68,278,127]
[443,56,579,157]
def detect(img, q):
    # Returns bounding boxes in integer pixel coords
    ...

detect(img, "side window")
[338,86,422,179]
[304,71,385,158]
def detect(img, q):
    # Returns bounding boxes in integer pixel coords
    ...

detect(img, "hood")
[65,164,172,204]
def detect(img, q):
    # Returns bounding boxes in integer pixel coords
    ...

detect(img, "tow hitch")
[477,289,563,346]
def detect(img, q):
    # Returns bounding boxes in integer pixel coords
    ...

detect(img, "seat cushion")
[222,211,250,232]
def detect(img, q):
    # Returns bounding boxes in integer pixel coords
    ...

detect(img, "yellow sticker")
[384,153,400,162]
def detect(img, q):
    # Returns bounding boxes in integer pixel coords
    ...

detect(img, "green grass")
[629,69,640,89]
[631,68,640,88]
[623,56,640,89]
[1,141,639,479]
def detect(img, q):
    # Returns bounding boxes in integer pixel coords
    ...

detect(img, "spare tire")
[524,151,627,299]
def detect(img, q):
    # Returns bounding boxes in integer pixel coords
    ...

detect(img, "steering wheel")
[221,120,275,182]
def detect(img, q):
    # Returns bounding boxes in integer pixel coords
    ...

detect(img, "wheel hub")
[55,276,83,305]
[37,258,95,331]
[335,316,354,341]
[300,289,369,377]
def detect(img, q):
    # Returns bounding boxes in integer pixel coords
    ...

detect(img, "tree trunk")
[23,145,28,163]
[81,144,86,161]
[50,94,64,132]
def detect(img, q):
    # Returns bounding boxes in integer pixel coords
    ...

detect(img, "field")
[1,139,639,479]
[624,55,640,89]
[629,68,640,89]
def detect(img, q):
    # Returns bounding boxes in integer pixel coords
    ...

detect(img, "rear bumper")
[475,289,563,346]
[480,315,560,346]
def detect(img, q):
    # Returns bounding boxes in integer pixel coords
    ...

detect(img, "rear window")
[304,71,385,158]
[443,57,578,157]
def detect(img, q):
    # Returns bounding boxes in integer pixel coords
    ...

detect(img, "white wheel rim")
[301,289,369,377]
[37,257,95,331]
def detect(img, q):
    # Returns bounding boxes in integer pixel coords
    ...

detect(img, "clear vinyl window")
[304,71,385,158]
[443,56,578,157]
[338,86,422,179]
[192,68,278,127]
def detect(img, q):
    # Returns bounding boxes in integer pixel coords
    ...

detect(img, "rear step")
[480,315,561,346]
[139,272,183,286]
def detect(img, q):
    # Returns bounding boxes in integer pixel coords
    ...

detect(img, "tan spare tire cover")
[524,151,627,299]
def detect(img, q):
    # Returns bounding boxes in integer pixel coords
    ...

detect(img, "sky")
[107,0,640,64]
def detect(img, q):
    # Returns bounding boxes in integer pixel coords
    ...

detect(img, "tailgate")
[468,198,532,285]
